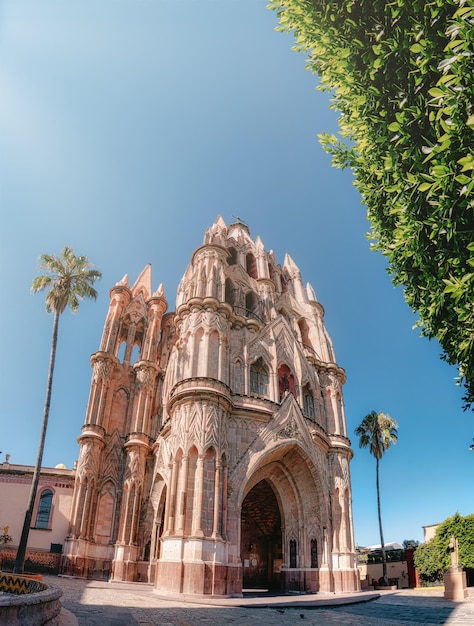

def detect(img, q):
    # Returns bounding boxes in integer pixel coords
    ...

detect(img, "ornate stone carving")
[76,440,101,479]
[124,447,145,487]
[135,365,156,391]
[275,417,300,441]
[92,357,115,382]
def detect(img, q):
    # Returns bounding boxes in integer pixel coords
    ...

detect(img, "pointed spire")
[131,264,152,299]
[116,274,129,287]
[153,283,165,298]
[255,235,265,250]
[306,282,318,302]
[214,215,227,230]
[283,253,300,276]
[204,215,228,245]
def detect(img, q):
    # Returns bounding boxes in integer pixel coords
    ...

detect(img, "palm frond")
[32,247,102,315]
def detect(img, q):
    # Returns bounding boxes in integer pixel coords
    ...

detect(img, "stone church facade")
[60,217,359,597]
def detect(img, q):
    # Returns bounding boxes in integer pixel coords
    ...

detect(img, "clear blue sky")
[1,0,472,548]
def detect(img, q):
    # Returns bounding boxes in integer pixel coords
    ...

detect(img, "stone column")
[165,459,179,535]
[192,455,205,537]
[221,464,228,540]
[212,457,222,538]
[176,455,189,535]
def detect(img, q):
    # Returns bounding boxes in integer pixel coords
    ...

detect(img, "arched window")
[35,489,53,529]
[131,344,140,364]
[278,364,296,400]
[117,341,126,362]
[246,253,257,279]
[245,291,258,316]
[228,247,238,265]
[303,384,315,419]
[250,358,269,397]
[225,279,235,306]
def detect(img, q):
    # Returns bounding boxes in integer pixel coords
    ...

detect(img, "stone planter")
[0,573,63,625]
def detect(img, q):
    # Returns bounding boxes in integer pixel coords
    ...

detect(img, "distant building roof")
[366,542,403,551]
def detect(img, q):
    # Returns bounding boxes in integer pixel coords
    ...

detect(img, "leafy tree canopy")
[269,0,474,408]
[434,512,474,570]
[413,512,474,584]
[413,540,443,584]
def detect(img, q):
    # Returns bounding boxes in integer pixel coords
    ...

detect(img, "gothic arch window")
[278,364,296,400]
[134,320,145,353]
[303,384,315,419]
[281,274,288,293]
[35,488,54,529]
[117,341,126,362]
[245,291,258,316]
[131,344,140,365]
[250,358,269,397]
[228,247,238,265]
[246,252,257,279]
[225,279,235,306]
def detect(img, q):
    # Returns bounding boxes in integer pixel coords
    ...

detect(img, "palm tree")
[355,410,398,586]
[14,247,101,573]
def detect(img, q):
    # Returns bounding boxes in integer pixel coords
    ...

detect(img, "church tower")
[61,217,359,596]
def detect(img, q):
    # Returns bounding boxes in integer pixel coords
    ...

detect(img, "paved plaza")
[45,576,474,626]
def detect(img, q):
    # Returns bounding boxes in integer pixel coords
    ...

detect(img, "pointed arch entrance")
[240,479,282,590]
[237,440,331,594]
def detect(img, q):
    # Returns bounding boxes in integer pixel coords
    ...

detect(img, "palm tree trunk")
[376,456,387,585]
[14,311,60,574]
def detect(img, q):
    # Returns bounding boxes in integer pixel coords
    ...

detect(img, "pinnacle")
[116,274,129,287]
[131,264,152,298]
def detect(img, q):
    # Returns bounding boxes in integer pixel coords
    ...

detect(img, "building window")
[228,247,238,265]
[303,385,315,419]
[250,358,269,397]
[278,364,296,400]
[225,279,235,306]
[35,489,53,529]
[245,291,258,316]
[246,253,257,278]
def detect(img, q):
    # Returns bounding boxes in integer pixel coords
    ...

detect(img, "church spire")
[131,264,152,299]
[283,253,307,303]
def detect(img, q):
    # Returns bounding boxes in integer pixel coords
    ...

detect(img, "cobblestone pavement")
[45,576,474,626]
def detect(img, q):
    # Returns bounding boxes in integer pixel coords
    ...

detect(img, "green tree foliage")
[413,513,474,584]
[434,512,474,570]
[14,248,101,573]
[269,0,474,408]
[355,411,398,584]
[413,541,443,584]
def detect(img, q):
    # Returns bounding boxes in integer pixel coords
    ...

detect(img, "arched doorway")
[240,479,282,590]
